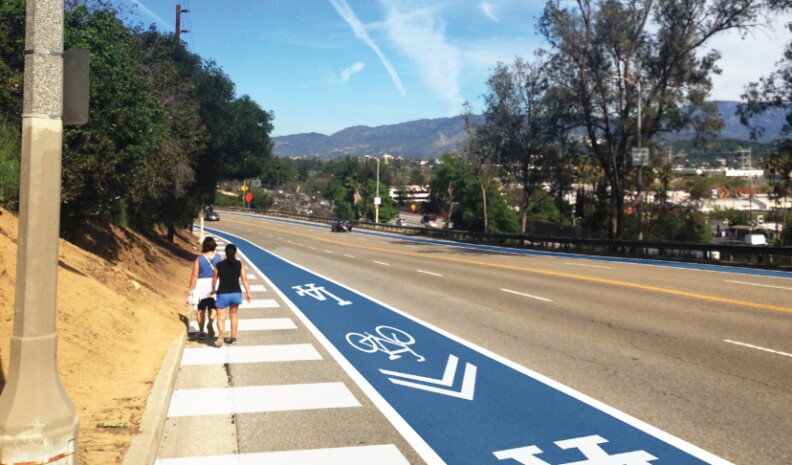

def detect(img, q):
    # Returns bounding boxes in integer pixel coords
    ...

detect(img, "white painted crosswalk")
[239,298,278,309]
[181,343,322,366]
[162,248,408,464]
[167,382,361,417]
[155,444,410,465]
[190,317,297,334]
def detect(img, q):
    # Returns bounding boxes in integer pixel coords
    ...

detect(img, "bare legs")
[214,307,228,347]
[229,305,239,340]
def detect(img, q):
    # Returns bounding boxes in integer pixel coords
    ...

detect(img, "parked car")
[395,218,407,227]
[331,219,353,232]
[421,214,438,228]
[204,208,220,221]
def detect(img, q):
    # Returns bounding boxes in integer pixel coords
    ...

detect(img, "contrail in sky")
[329,0,407,96]
[126,0,172,30]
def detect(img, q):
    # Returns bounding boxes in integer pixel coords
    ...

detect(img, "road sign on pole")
[632,147,649,167]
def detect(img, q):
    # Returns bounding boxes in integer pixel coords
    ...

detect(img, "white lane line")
[725,280,792,291]
[416,270,442,277]
[344,254,356,258]
[249,284,267,292]
[500,288,553,302]
[309,247,316,250]
[191,318,296,334]
[565,262,612,269]
[297,243,305,247]
[374,261,391,266]
[378,241,389,245]
[325,250,334,254]
[181,344,322,366]
[724,339,792,359]
[240,299,279,309]
[154,444,409,465]
[167,382,360,417]
[288,240,294,244]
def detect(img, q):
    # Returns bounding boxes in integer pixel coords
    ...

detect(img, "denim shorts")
[215,292,242,308]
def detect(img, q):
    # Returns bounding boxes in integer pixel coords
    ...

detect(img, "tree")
[477,58,571,235]
[62,6,173,232]
[539,0,770,238]
[428,152,519,234]
[461,103,499,234]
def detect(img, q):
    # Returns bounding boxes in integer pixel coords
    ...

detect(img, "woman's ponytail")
[225,243,238,263]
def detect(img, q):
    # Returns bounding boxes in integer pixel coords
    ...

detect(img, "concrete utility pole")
[0,1,79,464]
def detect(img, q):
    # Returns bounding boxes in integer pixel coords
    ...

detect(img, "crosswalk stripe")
[190,318,296,334]
[154,444,409,465]
[247,273,257,279]
[167,382,360,417]
[249,284,266,292]
[181,344,322,366]
[240,299,278,309]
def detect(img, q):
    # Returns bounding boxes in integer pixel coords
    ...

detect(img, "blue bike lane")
[209,229,733,465]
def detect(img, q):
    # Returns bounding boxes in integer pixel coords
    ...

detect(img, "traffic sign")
[245,192,253,203]
[241,185,248,192]
[632,148,649,167]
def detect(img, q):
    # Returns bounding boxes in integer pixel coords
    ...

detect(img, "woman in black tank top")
[211,244,251,347]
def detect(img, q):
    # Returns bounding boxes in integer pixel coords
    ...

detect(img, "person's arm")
[240,263,252,303]
[188,258,200,291]
[211,267,219,295]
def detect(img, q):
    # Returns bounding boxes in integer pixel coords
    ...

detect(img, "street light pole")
[616,74,643,240]
[374,157,381,223]
[0,0,79,463]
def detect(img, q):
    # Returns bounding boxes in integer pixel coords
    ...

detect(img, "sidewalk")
[127,238,419,464]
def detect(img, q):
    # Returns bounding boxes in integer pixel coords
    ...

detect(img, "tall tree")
[539,0,770,238]
[62,6,173,231]
[477,57,577,234]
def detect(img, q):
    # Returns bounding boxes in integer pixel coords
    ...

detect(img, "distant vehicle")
[744,234,767,246]
[204,208,220,222]
[395,218,407,227]
[421,214,438,228]
[331,219,353,232]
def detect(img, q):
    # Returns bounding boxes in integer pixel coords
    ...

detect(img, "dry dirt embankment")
[0,208,194,464]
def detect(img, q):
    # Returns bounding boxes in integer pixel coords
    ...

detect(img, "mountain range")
[272,101,787,159]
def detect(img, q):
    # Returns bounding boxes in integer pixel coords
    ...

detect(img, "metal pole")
[375,157,380,223]
[0,1,79,463]
[636,79,643,240]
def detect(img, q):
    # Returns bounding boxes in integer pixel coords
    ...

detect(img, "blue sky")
[119,0,792,137]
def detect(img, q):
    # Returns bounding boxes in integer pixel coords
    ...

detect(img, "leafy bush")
[0,119,20,209]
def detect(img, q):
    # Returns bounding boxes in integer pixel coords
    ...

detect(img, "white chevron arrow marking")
[379,355,477,400]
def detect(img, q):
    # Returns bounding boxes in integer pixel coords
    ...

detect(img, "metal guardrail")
[214,206,792,271]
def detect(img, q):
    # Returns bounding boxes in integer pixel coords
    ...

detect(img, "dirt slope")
[0,208,194,464]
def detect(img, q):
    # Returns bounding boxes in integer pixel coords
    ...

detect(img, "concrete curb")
[122,332,186,465]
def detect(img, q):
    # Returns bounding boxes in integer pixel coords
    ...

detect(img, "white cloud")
[378,1,465,112]
[125,0,172,30]
[341,62,366,81]
[480,2,499,22]
[706,14,792,101]
[329,0,407,96]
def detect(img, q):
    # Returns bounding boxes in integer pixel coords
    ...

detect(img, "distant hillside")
[273,101,787,159]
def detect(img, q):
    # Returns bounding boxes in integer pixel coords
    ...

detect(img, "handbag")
[186,290,198,306]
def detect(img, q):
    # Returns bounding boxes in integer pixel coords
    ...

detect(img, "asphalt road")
[199,213,792,465]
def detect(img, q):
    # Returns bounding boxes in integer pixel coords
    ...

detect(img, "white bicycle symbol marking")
[346,326,425,362]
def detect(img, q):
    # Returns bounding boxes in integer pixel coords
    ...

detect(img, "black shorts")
[197,297,216,311]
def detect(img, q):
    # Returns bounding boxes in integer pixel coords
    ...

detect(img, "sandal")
[214,335,224,348]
